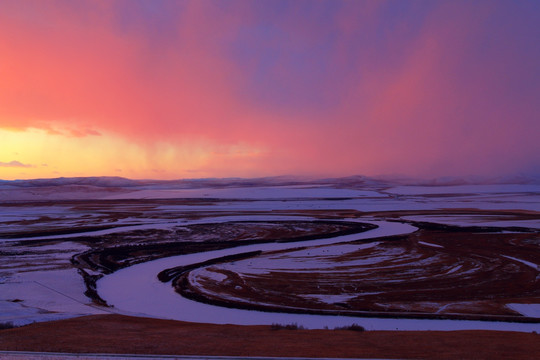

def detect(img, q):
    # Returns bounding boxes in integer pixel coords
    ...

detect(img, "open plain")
[1,176,540,358]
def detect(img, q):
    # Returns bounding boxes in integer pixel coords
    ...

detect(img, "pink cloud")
[0,1,538,178]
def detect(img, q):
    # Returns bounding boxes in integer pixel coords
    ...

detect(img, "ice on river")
[98,221,540,332]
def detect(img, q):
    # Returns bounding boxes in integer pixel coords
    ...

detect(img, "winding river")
[97,220,540,332]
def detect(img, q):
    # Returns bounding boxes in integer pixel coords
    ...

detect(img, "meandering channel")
[97,220,540,332]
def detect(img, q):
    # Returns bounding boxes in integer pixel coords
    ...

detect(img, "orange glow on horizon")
[0,128,269,180]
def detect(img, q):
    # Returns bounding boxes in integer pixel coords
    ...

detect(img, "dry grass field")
[1,314,539,359]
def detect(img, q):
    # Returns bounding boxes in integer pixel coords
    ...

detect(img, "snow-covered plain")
[1,178,539,330]
[0,238,109,326]
[0,269,108,326]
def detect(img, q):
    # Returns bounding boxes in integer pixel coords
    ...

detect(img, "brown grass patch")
[1,314,539,359]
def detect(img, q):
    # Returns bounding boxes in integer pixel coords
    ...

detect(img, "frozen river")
[98,220,540,332]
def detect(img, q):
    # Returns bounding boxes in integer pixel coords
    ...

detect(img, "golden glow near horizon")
[0,128,138,179]
[0,128,265,180]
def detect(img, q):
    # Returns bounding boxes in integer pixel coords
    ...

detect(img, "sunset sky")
[1,0,539,180]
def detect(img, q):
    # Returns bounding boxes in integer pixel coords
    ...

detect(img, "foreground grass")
[0,314,538,359]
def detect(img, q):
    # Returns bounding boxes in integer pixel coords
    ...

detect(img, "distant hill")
[1,174,539,189]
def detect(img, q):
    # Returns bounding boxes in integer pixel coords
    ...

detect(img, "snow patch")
[300,293,358,304]
[502,256,539,270]
[507,304,540,318]
[418,241,444,249]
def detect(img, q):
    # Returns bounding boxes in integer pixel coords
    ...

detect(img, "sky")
[1,0,539,180]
